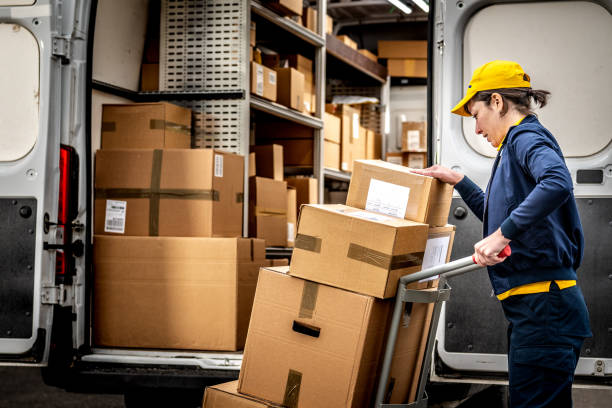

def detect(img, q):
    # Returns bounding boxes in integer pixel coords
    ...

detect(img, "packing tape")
[298,281,318,319]
[254,206,286,216]
[294,234,322,253]
[101,121,116,132]
[95,189,219,200]
[283,369,302,408]
[347,243,424,271]
[150,119,191,135]
[149,149,163,236]
[236,192,244,203]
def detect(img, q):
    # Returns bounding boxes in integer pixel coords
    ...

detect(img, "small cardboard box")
[248,152,256,178]
[251,62,277,102]
[401,121,427,152]
[283,54,314,113]
[324,140,341,171]
[94,149,244,237]
[407,152,427,169]
[249,177,288,247]
[252,144,284,181]
[203,381,282,408]
[275,68,304,111]
[366,131,382,160]
[336,105,361,172]
[378,41,427,59]
[290,204,428,298]
[337,34,357,50]
[287,187,297,247]
[324,112,342,170]
[238,266,392,407]
[347,160,454,227]
[326,15,333,35]
[101,103,191,149]
[388,59,427,78]
[93,236,266,351]
[255,122,314,166]
[285,177,318,217]
[267,0,302,16]
[302,7,317,32]
[358,49,378,62]
[140,63,159,91]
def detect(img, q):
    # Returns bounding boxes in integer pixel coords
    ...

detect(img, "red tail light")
[56,145,78,283]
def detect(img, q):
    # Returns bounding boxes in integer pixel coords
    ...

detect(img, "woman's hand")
[410,165,464,186]
[473,228,511,266]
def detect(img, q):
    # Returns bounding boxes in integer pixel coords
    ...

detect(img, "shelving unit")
[250,96,323,129]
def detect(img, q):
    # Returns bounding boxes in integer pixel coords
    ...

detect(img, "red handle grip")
[472,245,511,264]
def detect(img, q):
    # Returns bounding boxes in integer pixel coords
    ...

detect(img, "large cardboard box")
[252,144,284,181]
[249,177,288,247]
[388,59,427,78]
[238,266,391,407]
[347,160,453,227]
[290,205,428,298]
[204,381,282,408]
[285,177,318,216]
[377,41,427,59]
[251,61,277,101]
[267,0,302,16]
[287,187,297,247]
[275,68,304,111]
[101,103,191,149]
[401,121,427,152]
[93,236,266,350]
[94,149,244,237]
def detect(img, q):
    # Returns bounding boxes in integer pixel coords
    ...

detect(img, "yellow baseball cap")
[451,60,531,116]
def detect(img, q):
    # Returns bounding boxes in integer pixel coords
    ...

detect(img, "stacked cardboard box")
[326,104,367,173]
[255,122,314,166]
[323,112,341,170]
[378,40,427,78]
[284,54,315,114]
[285,177,318,218]
[250,61,277,101]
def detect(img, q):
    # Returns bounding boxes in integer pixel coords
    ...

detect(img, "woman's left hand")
[473,228,511,266]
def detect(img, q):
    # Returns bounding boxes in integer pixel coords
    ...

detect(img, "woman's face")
[467,95,507,148]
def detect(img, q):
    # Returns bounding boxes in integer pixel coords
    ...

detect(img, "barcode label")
[287,222,295,243]
[104,200,127,234]
[408,130,420,150]
[269,71,277,85]
[214,154,224,177]
[256,65,264,95]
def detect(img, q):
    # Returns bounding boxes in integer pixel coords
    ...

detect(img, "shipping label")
[345,210,393,223]
[104,200,127,234]
[365,178,410,218]
[408,130,421,150]
[352,113,359,140]
[256,65,264,95]
[268,71,276,85]
[419,235,451,282]
[214,154,224,177]
[287,222,295,243]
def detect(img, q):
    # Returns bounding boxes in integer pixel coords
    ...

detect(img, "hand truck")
[374,246,511,407]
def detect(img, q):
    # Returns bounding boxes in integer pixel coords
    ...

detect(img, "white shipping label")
[214,154,224,177]
[408,130,421,150]
[386,156,403,166]
[419,235,451,283]
[256,65,264,95]
[365,178,410,218]
[341,162,349,171]
[269,71,277,85]
[104,200,127,234]
[346,210,393,223]
[352,113,359,139]
[408,154,425,169]
[287,223,295,242]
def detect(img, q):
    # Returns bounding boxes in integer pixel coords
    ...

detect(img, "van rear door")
[0,0,87,365]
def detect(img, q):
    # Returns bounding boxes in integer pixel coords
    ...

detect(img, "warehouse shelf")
[326,34,387,84]
[251,0,325,48]
[323,168,352,182]
[250,96,323,129]
[92,80,244,102]
[266,247,294,258]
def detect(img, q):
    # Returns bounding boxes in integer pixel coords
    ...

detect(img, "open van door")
[431,0,612,383]
[0,0,91,365]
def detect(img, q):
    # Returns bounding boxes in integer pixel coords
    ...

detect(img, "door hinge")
[52,35,71,60]
[41,284,71,306]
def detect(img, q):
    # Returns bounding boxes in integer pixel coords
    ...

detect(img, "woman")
[413,60,591,407]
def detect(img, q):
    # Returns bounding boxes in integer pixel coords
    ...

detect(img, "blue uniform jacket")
[455,115,584,295]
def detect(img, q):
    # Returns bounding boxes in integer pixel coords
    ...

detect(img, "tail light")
[56,145,79,284]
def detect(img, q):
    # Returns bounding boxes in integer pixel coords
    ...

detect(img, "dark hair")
[465,87,551,117]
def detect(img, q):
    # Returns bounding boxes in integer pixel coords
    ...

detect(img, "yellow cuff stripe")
[497,280,576,301]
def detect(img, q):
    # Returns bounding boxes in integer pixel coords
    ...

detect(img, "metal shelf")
[266,247,294,258]
[326,34,387,84]
[92,81,244,102]
[251,0,325,48]
[250,96,323,129]
[323,168,352,182]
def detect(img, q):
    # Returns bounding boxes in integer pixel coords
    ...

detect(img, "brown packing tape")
[236,192,244,203]
[101,121,116,132]
[347,243,424,271]
[149,149,163,236]
[294,233,322,253]
[95,189,220,200]
[149,119,191,135]
[254,206,286,216]
[298,281,318,319]
[283,369,302,408]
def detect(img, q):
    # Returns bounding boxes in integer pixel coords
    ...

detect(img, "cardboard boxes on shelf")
[387,59,427,78]
[290,204,429,298]
[101,103,191,149]
[302,7,317,33]
[284,54,315,114]
[401,121,427,152]
[347,160,453,227]
[366,130,382,160]
[267,0,302,16]
[324,112,341,170]
[93,236,266,351]
[249,177,288,247]
[377,41,427,59]
[250,61,277,101]
[285,177,318,216]
[94,149,244,237]
[359,49,378,62]
[251,144,284,181]
[287,187,297,247]
[275,67,304,111]
[255,122,314,166]
[337,34,358,50]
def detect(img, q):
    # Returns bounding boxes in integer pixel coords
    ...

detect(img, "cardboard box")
[265,258,290,267]
[287,187,297,247]
[324,140,341,171]
[275,68,304,111]
[401,121,427,152]
[283,55,314,113]
[302,7,317,32]
[366,131,382,160]
[290,204,428,298]
[252,144,284,181]
[407,152,427,169]
[285,177,318,216]
[388,59,427,78]
[419,225,456,289]
[250,21,256,47]
[255,122,314,166]
[347,160,454,227]
[249,152,256,178]
[326,15,333,35]
[386,152,408,167]
[337,35,357,50]
[94,149,244,237]
[101,103,191,149]
[325,189,348,204]
[267,0,302,16]
[204,381,282,408]
[354,125,367,163]
[140,63,159,91]
[249,177,288,247]
[336,105,361,172]
[358,49,378,62]
[93,236,265,351]
[251,62,277,101]
[378,41,427,59]
[238,266,392,407]
[324,112,342,170]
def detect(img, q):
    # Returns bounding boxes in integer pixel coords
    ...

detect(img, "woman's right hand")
[410,165,464,186]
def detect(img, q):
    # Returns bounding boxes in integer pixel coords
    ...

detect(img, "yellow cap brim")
[451,88,477,117]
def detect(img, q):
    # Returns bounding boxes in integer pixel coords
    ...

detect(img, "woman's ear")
[491,92,503,112]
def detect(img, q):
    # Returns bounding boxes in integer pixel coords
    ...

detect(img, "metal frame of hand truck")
[374,255,483,407]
